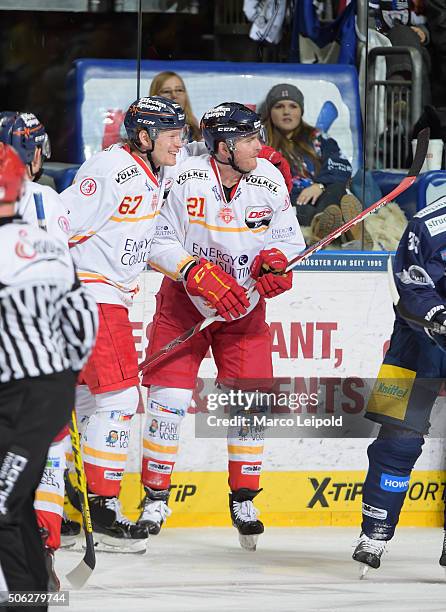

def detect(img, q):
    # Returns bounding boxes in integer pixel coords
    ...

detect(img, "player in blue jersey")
[352,194,446,575]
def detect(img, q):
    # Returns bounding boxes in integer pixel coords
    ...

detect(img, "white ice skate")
[138,487,172,535]
[352,532,387,579]
[229,489,264,552]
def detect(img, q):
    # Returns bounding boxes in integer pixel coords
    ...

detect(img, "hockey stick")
[33,192,47,231]
[34,191,96,587]
[138,127,430,375]
[66,413,96,588]
[386,255,446,333]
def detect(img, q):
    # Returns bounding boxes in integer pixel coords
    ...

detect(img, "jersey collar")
[124,144,159,187]
[210,157,242,204]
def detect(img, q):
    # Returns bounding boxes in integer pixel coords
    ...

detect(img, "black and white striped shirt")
[0,217,98,383]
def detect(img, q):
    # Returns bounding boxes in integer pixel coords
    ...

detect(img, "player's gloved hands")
[258,145,293,193]
[427,308,446,352]
[251,248,293,298]
[186,258,249,321]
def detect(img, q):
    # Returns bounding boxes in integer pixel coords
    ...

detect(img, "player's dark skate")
[229,488,264,551]
[60,512,81,548]
[39,527,60,592]
[89,495,148,553]
[352,532,387,578]
[137,486,172,535]
[439,530,446,571]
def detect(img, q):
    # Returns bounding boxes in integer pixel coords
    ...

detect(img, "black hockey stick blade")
[387,255,446,333]
[408,127,430,176]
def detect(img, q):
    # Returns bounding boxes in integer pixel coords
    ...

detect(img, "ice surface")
[56,527,446,612]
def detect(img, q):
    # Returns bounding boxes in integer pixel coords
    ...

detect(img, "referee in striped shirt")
[0,143,98,608]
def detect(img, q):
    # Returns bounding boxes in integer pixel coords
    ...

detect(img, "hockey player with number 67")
[138,102,305,551]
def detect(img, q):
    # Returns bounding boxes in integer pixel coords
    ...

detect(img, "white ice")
[55,528,446,612]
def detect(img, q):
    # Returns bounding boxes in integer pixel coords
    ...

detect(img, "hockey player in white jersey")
[60,96,193,552]
[0,112,70,243]
[138,102,305,550]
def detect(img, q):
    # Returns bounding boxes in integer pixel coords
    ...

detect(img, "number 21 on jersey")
[187,197,205,218]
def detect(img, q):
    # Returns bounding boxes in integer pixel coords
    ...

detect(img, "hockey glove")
[186,258,249,321]
[427,308,446,353]
[251,248,293,299]
[258,145,293,193]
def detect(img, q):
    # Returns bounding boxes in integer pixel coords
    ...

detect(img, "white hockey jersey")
[149,155,306,317]
[61,142,206,307]
[17,181,70,245]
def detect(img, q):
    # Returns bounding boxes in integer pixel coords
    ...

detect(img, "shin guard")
[362,425,424,541]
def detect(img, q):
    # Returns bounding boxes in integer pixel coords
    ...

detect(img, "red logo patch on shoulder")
[79,178,97,196]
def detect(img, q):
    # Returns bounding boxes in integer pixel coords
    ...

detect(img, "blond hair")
[149,71,201,141]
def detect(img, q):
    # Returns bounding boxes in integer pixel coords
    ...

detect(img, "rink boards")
[69,262,446,527]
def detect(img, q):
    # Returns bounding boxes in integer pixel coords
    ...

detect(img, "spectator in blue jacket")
[262,83,369,245]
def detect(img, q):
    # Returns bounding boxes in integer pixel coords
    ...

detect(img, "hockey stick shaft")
[287,127,429,268]
[66,412,96,588]
[138,128,430,375]
[33,192,47,232]
[386,255,446,333]
[34,191,96,586]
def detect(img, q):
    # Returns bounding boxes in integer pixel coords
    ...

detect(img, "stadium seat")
[372,170,446,217]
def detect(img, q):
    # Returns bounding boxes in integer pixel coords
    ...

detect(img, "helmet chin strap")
[133,133,159,174]
[30,162,43,183]
[214,149,249,175]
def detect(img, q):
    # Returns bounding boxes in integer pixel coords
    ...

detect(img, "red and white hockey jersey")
[149,155,305,317]
[61,142,205,307]
[18,181,70,245]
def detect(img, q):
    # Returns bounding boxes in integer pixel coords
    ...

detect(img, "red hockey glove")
[258,145,293,193]
[186,258,249,321]
[251,248,293,298]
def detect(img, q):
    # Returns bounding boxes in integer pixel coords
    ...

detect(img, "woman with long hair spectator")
[149,71,201,142]
[262,83,371,247]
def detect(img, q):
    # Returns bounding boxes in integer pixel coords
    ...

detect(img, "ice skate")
[137,486,172,535]
[439,530,446,573]
[229,488,264,551]
[40,528,60,592]
[89,495,148,554]
[60,511,81,548]
[352,532,387,578]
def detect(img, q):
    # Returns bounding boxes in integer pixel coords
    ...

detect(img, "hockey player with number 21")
[60,96,204,553]
[353,194,446,576]
[138,102,305,550]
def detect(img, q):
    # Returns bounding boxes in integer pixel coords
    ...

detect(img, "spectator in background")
[370,1,431,107]
[149,71,201,142]
[262,83,371,247]
[425,0,446,107]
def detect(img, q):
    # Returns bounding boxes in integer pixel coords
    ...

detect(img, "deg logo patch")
[79,178,97,196]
